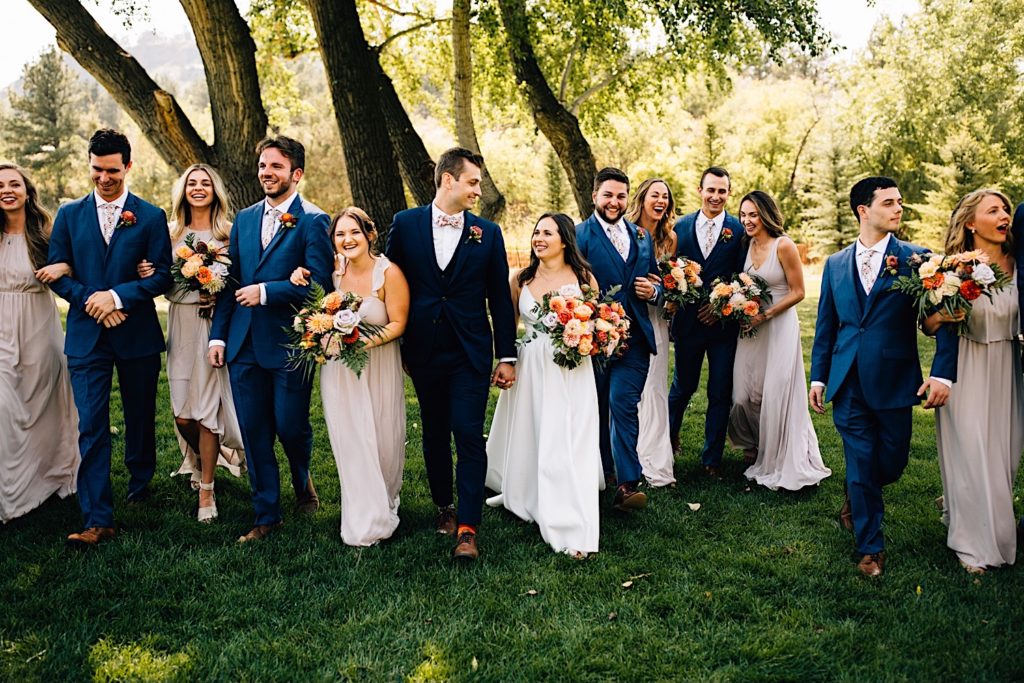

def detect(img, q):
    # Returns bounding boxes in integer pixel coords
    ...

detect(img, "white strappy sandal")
[198,481,218,523]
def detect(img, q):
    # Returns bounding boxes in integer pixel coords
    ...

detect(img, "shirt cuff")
[109,289,123,310]
[810,381,825,389]
[259,283,267,306]
[929,376,952,387]
[208,340,226,348]
[498,357,517,364]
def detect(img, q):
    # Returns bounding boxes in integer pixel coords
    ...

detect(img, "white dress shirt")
[697,210,725,259]
[431,203,465,270]
[95,188,129,310]
[811,232,949,389]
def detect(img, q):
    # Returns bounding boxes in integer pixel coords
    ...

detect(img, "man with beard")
[576,167,661,511]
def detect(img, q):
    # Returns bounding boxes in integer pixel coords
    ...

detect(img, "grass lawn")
[2,284,1023,682]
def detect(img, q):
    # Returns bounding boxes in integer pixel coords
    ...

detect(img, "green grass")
[2,290,1023,682]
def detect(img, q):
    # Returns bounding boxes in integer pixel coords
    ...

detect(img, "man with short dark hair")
[209,135,333,543]
[810,176,957,577]
[48,128,173,548]
[667,166,746,477]
[386,146,517,560]
[576,167,661,511]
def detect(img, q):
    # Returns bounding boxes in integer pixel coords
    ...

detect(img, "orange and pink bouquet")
[890,250,1011,335]
[706,273,773,338]
[658,255,703,318]
[285,283,383,379]
[532,283,631,369]
[170,233,232,317]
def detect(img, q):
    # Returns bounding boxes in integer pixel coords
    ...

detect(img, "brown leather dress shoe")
[452,530,479,560]
[857,552,886,577]
[839,495,854,532]
[295,476,319,514]
[66,527,115,549]
[703,465,722,479]
[435,506,457,535]
[612,484,648,512]
[237,522,283,543]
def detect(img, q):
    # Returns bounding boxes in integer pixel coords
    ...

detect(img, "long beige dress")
[729,237,831,490]
[166,230,245,485]
[320,256,405,546]
[935,275,1023,568]
[0,232,78,522]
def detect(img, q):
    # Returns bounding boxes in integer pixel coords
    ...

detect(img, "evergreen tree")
[801,135,858,259]
[3,47,83,205]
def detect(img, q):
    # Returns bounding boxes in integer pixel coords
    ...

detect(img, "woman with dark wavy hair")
[0,164,79,522]
[484,213,603,558]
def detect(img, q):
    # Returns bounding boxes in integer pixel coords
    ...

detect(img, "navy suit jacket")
[210,195,332,369]
[47,192,172,359]
[385,204,517,375]
[810,236,958,409]
[1010,203,1024,331]
[575,214,660,353]
[672,210,747,340]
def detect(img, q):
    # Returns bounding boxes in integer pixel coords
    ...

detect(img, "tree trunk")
[452,0,505,221]
[27,0,266,209]
[370,56,436,206]
[306,0,408,226]
[496,0,596,219]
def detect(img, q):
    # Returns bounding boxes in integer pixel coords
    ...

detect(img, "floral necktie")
[262,207,281,249]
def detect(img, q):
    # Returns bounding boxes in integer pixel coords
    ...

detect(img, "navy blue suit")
[811,236,958,554]
[667,211,747,467]
[47,191,172,528]
[576,214,660,484]
[386,205,516,526]
[1009,204,1024,331]
[211,195,332,526]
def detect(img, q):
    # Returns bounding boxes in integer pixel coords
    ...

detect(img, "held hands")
[491,362,516,390]
[34,262,71,284]
[918,378,950,409]
[101,310,128,328]
[235,284,262,307]
[290,267,311,286]
[85,290,118,320]
[208,346,225,368]
[808,385,826,414]
[137,259,155,279]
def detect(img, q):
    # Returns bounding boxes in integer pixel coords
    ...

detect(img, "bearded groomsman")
[576,167,661,511]
[48,129,173,548]
[209,136,333,543]
[386,147,517,561]
[667,167,746,477]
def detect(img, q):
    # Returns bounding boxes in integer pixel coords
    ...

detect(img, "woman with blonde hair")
[625,178,677,487]
[924,188,1022,573]
[0,164,79,522]
[139,164,246,522]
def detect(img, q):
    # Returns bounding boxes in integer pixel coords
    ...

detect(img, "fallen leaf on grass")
[621,581,633,589]
[110,425,120,435]
[608,612,617,621]
[916,585,922,596]
[524,589,538,596]
[687,503,701,511]
[628,573,652,581]
[705,591,712,599]
[471,657,478,672]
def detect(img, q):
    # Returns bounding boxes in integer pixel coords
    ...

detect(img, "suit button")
[441,296,447,302]
[859,327,865,332]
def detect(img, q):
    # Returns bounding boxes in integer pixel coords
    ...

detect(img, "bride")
[485,213,603,558]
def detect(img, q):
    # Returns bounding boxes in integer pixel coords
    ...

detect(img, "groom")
[209,136,333,543]
[667,166,746,477]
[810,176,957,577]
[48,129,172,547]
[576,167,661,511]
[386,147,517,561]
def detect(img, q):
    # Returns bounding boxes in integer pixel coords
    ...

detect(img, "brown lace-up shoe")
[66,527,116,549]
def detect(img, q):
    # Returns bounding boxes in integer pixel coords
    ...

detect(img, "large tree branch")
[364,0,434,21]
[558,36,580,103]
[376,17,450,52]
[568,47,670,114]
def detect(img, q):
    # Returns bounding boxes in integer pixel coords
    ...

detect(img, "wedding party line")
[2,127,1021,579]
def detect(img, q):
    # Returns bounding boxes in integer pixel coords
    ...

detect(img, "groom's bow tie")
[436,213,464,230]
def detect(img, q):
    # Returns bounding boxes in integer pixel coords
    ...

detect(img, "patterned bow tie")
[436,213,463,230]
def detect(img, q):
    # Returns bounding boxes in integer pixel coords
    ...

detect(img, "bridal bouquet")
[532,283,630,369]
[890,249,1011,335]
[285,282,383,379]
[170,234,233,318]
[707,273,773,338]
[658,255,703,318]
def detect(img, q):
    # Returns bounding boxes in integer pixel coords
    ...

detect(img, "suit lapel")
[624,220,640,272]
[591,216,628,279]
[682,215,706,265]
[862,236,899,320]
[418,206,444,285]
[257,196,303,270]
[840,245,864,320]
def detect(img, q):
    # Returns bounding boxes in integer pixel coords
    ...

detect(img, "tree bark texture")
[452,0,505,221]
[27,0,266,209]
[306,0,409,226]
[497,0,596,219]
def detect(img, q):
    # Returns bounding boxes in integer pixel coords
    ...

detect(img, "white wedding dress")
[485,285,602,556]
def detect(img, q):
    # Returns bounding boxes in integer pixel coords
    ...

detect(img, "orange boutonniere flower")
[465,225,483,244]
[720,227,733,243]
[117,210,137,230]
[884,254,899,276]
[636,227,646,241]
[279,213,297,230]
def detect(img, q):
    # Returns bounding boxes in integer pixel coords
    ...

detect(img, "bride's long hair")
[0,163,52,269]
[517,212,592,287]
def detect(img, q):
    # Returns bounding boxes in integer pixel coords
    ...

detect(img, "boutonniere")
[116,210,137,230]
[884,254,899,276]
[465,225,483,244]
[720,227,733,243]
[279,212,297,231]
[636,227,647,241]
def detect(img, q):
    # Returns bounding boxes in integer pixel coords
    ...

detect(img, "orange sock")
[457,524,476,536]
